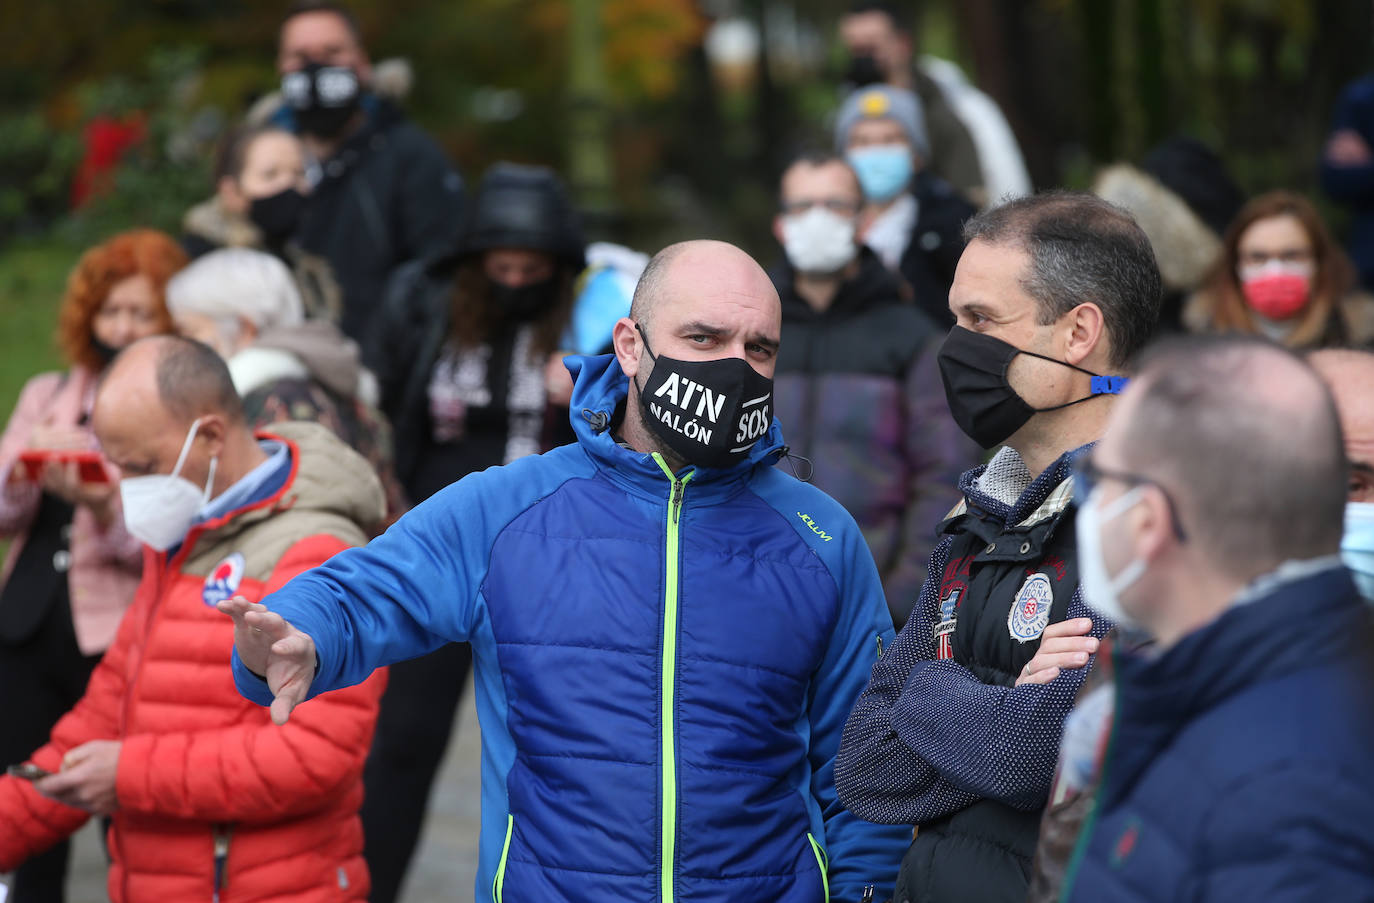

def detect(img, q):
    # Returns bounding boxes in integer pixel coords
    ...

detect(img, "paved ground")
[2,686,483,903]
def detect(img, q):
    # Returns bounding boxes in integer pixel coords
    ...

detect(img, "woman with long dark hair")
[1184,190,1374,348]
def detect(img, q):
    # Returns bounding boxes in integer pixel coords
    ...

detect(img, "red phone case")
[15,449,110,484]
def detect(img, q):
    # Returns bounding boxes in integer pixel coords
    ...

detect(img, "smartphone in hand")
[6,762,52,781]
[14,449,109,485]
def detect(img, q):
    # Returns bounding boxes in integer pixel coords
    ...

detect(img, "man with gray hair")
[836,191,1160,903]
[1051,335,1374,900]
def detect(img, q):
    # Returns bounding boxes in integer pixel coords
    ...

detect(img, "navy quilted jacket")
[235,353,910,902]
[1063,564,1374,902]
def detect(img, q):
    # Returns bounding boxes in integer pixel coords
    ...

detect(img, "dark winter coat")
[898,170,976,329]
[1063,564,1374,903]
[272,96,465,343]
[770,250,978,625]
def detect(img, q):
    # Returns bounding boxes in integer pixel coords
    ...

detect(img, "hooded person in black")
[770,153,978,627]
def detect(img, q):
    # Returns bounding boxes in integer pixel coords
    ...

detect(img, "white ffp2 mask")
[119,418,217,551]
[781,207,859,275]
[1076,486,1147,630]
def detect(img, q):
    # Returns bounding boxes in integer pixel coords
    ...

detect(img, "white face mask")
[1343,501,1374,602]
[780,206,859,275]
[1076,485,1148,630]
[119,418,217,551]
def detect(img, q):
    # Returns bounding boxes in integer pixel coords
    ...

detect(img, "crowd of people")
[1,1,1373,902]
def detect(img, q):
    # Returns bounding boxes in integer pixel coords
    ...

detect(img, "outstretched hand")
[217,595,317,725]
[1017,617,1097,687]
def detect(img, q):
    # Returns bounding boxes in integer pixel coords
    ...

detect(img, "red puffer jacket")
[0,423,387,902]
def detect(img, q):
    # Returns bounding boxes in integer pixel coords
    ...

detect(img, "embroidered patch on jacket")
[202,553,245,607]
[934,588,961,660]
[1111,817,1142,867]
[1007,572,1053,642]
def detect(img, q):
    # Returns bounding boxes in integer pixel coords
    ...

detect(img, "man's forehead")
[782,162,859,200]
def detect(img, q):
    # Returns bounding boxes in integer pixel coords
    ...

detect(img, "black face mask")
[281,63,361,139]
[842,54,886,88]
[90,336,121,368]
[490,278,559,322]
[937,326,1129,449]
[635,324,774,469]
[248,187,307,244]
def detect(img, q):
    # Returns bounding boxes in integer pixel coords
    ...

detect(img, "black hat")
[1140,136,1245,238]
[460,162,586,270]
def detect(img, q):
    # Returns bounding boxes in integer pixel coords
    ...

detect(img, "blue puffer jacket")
[1063,564,1374,902]
[234,353,910,902]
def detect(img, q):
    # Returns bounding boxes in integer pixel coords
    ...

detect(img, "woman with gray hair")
[166,248,406,524]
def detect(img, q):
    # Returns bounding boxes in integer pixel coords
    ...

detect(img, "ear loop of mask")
[1006,347,1130,413]
[171,417,216,505]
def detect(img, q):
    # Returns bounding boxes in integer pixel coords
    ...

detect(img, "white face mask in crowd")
[780,207,859,275]
[1343,501,1374,602]
[119,417,217,551]
[1076,485,1148,631]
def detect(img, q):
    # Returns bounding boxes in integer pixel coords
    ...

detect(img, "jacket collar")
[565,353,787,502]
[943,443,1090,531]
[1102,563,1371,807]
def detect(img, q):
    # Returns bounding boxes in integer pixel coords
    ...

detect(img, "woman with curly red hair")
[1184,190,1374,348]
[0,227,185,900]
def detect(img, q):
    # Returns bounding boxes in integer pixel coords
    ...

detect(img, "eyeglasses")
[1073,454,1188,542]
[780,198,861,217]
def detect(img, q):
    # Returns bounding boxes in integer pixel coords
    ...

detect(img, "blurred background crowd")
[3,0,1374,900]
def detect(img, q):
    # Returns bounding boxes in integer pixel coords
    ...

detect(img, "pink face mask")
[1238,260,1314,320]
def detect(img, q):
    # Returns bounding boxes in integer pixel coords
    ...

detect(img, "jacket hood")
[250,321,369,400]
[1092,164,1220,292]
[182,197,262,248]
[265,421,384,531]
[1104,564,1372,808]
[771,247,905,321]
[564,353,787,492]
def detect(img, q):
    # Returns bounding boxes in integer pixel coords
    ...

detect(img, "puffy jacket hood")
[564,353,787,491]
[205,421,385,541]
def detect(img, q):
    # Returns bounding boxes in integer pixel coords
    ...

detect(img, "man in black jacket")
[835,192,1161,903]
[769,152,978,627]
[271,0,465,345]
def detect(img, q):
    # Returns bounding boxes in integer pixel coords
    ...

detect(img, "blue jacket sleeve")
[232,451,581,704]
[806,508,912,900]
[836,539,1110,825]
[1322,78,1374,205]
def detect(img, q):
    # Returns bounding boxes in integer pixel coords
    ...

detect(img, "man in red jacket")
[0,335,387,903]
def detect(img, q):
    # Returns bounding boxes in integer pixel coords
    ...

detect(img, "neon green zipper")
[492,814,513,902]
[654,454,693,903]
[807,833,830,903]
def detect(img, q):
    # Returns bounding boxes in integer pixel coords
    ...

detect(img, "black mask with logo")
[248,187,307,245]
[635,324,774,469]
[490,277,559,322]
[842,54,886,88]
[937,326,1129,449]
[281,63,362,139]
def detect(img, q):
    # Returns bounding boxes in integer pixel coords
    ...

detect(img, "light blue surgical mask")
[1343,501,1374,602]
[847,144,914,203]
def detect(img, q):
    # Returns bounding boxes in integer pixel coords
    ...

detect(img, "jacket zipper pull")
[860,884,875,903]
[212,824,231,902]
[671,480,685,524]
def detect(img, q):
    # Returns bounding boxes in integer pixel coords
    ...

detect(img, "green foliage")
[0,239,70,419]
[58,46,215,247]
[0,112,81,242]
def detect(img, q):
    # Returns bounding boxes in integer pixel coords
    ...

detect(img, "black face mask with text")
[281,63,362,139]
[937,326,1128,449]
[635,324,774,469]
